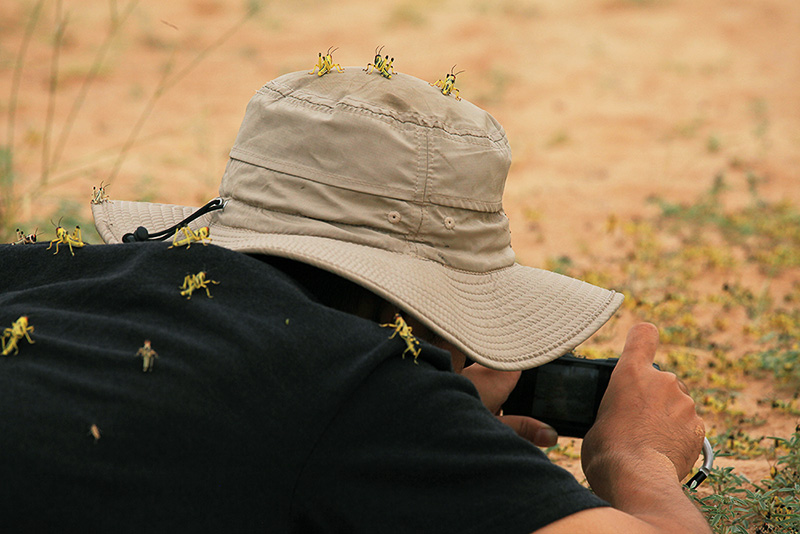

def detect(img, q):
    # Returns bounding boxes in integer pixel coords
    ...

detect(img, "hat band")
[217,160,515,272]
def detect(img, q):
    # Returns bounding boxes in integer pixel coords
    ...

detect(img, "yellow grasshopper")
[91,181,110,204]
[179,271,220,299]
[309,46,344,76]
[168,226,211,249]
[136,340,158,372]
[2,316,35,356]
[11,227,38,245]
[47,222,85,256]
[364,45,386,74]
[430,65,465,101]
[379,56,395,79]
[381,313,421,362]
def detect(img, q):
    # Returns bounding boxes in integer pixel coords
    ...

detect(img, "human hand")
[581,323,705,494]
[461,363,559,448]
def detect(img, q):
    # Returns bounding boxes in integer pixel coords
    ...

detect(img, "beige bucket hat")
[92,67,623,371]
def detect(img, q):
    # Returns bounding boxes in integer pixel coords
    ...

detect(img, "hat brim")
[92,200,623,371]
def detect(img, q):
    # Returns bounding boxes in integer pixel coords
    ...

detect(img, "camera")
[502,354,660,438]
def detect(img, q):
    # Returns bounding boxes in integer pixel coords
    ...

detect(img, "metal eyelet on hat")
[443,216,456,230]
[388,211,402,224]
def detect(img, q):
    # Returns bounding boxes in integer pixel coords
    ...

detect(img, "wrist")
[582,448,680,507]
[582,449,711,533]
[582,448,711,533]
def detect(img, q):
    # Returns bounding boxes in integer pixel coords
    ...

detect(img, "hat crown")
[218,68,514,272]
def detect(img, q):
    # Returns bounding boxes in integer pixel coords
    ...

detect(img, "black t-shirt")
[0,242,607,532]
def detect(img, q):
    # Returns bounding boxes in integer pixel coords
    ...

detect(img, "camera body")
[502,355,659,438]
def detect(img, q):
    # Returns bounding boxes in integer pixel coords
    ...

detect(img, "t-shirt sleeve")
[290,348,609,533]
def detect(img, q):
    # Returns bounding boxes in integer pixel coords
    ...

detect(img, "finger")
[498,415,559,447]
[617,322,660,368]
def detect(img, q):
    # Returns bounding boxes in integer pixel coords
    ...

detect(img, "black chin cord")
[122,198,226,243]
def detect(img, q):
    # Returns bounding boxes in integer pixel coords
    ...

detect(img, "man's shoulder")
[1,241,293,293]
[0,240,449,378]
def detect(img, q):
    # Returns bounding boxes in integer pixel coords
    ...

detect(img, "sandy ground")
[2,0,800,501]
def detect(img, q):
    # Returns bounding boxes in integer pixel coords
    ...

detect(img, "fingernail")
[536,426,558,447]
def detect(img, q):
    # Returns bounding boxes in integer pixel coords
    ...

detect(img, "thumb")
[498,415,559,447]
[617,322,660,369]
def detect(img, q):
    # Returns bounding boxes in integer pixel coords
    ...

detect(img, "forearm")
[584,449,711,534]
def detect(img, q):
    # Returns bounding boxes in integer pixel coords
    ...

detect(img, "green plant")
[690,430,800,533]
[652,174,800,276]
[753,346,800,386]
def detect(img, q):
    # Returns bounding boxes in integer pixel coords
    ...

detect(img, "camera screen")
[530,365,599,425]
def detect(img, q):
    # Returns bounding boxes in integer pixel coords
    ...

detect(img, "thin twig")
[161,6,259,94]
[41,0,68,187]
[6,0,46,151]
[106,6,259,183]
[39,127,175,188]
[50,0,139,174]
[106,48,177,184]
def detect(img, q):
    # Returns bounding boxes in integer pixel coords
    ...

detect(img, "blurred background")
[2,0,800,527]
[2,0,797,253]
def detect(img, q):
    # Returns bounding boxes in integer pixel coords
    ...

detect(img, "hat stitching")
[410,203,428,247]
[256,84,345,119]
[258,82,337,110]
[437,289,616,331]
[339,100,508,147]
[422,129,506,210]
[425,193,502,211]
[401,293,620,363]
[415,128,433,244]
[413,127,425,204]
[338,100,504,145]
[421,127,431,202]
[418,116,508,146]
[340,100,431,131]
[404,127,429,245]
[260,80,507,147]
